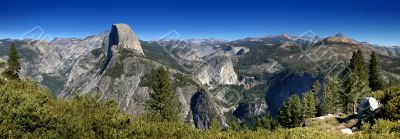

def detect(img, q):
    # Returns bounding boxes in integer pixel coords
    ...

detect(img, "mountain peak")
[280,33,291,39]
[323,33,358,45]
[109,23,144,55]
[335,33,345,37]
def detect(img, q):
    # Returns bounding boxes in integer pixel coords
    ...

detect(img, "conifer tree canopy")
[277,95,303,128]
[321,78,343,115]
[148,66,182,122]
[5,43,21,79]
[302,91,318,119]
[341,50,371,113]
[368,52,383,91]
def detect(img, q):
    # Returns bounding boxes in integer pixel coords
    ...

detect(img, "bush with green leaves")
[0,78,136,138]
[382,96,400,120]
[0,78,51,137]
[358,119,400,138]
[381,87,400,104]
[369,86,400,121]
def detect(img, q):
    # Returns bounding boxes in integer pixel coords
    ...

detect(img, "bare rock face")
[190,89,224,130]
[59,24,199,118]
[233,99,267,121]
[60,24,154,115]
[15,34,106,92]
[108,24,144,55]
[190,89,214,129]
[248,59,283,74]
[196,56,238,86]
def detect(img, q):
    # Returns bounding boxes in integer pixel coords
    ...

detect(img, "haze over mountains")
[1,23,399,128]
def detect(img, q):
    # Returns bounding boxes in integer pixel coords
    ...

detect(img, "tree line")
[276,49,387,128]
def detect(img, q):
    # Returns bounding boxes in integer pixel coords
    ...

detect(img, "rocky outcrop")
[233,99,268,121]
[223,46,250,56]
[357,97,381,119]
[266,73,319,116]
[59,24,200,119]
[107,24,144,55]
[190,89,219,130]
[101,24,144,73]
[59,24,155,115]
[56,25,141,110]
[0,33,107,92]
[248,59,284,74]
[196,55,238,86]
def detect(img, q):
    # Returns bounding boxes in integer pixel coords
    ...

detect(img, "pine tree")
[354,50,369,83]
[5,43,21,79]
[341,50,371,113]
[357,49,369,82]
[343,50,369,83]
[277,95,303,128]
[310,81,323,116]
[311,81,321,94]
[368,52,383,91]
[302,91,318,119]
[321,78,343,115]
[148,66,181,122]
[254,114,279,130]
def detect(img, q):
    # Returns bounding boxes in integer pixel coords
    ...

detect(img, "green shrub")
[90,48,103,57]
[172,72,199,88]
[382,87,400,104]
[369,90,385,101]
[104,62,124,78]
[0,61,6,68]
[0,79,52,138]
[382,96,400,120]
[358,119,400,138]
[0,78,135,138]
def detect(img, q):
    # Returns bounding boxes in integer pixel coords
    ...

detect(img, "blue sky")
[1,0,399,46]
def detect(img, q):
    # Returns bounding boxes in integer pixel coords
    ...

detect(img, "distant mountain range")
[1,24,399,129]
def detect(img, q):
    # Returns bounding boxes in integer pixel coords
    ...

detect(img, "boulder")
[340,128,353,134]
[357,97,381,117]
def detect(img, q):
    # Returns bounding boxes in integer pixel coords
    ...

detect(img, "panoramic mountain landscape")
[1,0,400,138]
